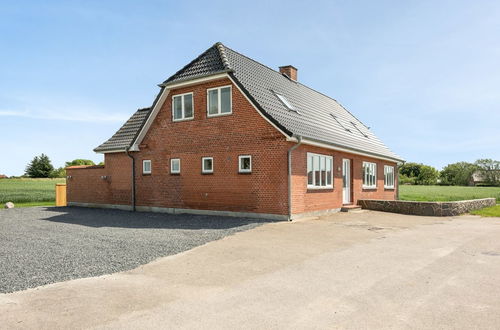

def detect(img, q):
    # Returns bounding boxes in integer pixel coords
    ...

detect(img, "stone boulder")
[4,202,14,209]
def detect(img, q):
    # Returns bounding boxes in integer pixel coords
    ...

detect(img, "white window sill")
[384,186,395,189]
[207,112,232,118]
[307,185,333,190]
[173,117,194,122]
[362,186,377,190]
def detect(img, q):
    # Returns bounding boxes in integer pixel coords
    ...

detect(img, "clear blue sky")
[1,0,499,176]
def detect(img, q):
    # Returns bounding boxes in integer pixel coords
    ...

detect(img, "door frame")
[342,158,352,204]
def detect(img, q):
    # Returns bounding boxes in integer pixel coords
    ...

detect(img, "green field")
[399,185,500,203]
[0,178,66,207]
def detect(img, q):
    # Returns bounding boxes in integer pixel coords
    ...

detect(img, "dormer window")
[207,86,232,117]
[273,91,297,112]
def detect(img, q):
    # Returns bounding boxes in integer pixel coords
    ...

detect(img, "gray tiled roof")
[95,43,402,161]
[220,44,403,161]
[93,108,150,152]
[163,44,231,84]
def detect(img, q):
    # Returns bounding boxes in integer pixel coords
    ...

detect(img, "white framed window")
[172,92,194,121]
[143,160,151,174]
[238,155,252,173]
[202,157,213,173]
[384,165,395,188]
[207,85,232,117]
[363,162,377,189]
[171,158,180,174]
[307,153,333,189]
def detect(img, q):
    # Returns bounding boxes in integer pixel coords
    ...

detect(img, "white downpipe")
[288,136,302,221]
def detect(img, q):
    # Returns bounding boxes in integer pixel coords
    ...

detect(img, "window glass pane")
[184,94,193,118]
[208,89,218,115]
[172,159,179,172]
[220,87,231,113]
[173,96,182,119]
[144,161,151,173]
[326,158,332,186]
[203,158,213,171]
[313,155,320,186]
[307,155,313,185]
[320,156,326,186]
[240,157,251,170]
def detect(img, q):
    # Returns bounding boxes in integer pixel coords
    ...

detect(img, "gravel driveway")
[0,207,268,293]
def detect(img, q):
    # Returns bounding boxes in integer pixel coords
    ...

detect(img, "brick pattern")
[67,77,398,216]
[290,144,398,214]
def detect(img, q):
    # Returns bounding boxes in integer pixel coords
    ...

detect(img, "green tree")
[440,162,478,186]
[65,159,95,167]
[25,154,54,178]
[400,162,422,178]
[416,165,439,185]
[475,159,500,186]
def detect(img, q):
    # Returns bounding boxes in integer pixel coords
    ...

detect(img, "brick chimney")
[279,65,298,81]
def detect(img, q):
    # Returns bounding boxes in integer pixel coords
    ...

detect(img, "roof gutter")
[288,135,302,221]
[287,136,404,164]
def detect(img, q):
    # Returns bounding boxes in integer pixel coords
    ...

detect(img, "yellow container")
[55,183,67,207]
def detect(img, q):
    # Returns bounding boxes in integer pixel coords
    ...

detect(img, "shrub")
[399,174,416,185]
[65,159,95,167]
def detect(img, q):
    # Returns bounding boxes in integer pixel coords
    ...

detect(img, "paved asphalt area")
[0,207,267,293]
[1,210,500,329]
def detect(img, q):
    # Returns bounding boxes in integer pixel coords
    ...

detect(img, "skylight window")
[330,114,351,132]
[274,92,296,112]
[351,121,369,138]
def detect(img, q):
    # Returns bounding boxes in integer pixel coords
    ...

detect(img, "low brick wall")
[358,198,496,217]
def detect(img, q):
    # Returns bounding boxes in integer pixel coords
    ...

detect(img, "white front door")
[343,159,351,204]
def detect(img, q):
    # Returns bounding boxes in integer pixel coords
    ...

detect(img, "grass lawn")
[470,205,500,217]
[0,178,65,206]
[399,185,500,203]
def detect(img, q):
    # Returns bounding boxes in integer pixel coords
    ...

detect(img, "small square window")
[143,160,151,174]
[171,158,180,174]
[202,157,213,173]
[239,155,252,173]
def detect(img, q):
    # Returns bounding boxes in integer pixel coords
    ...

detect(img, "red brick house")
[67,42,403,220]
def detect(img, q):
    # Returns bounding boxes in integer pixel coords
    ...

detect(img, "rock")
[4,202,14,209]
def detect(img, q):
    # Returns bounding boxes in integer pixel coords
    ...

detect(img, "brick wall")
[290,143,398,215]
[67,154,132,206]
[67,76,398,217]
[128,77,290,215]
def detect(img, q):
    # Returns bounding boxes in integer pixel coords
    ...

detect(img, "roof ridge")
[163,43,224,84]
[223,44,285,78]
[215,42,231,70]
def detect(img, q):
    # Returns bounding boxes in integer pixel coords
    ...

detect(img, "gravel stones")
[0,207,269,293]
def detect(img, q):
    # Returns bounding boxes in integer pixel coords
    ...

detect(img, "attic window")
[350,122,369,138]
[330,114,351,132]
[273,92,296,112]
